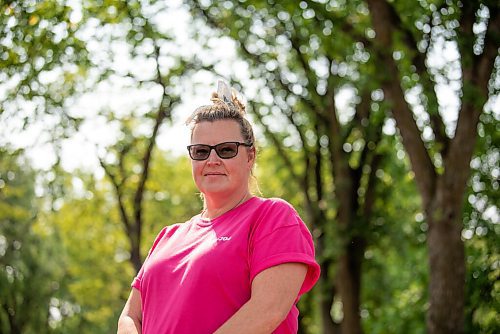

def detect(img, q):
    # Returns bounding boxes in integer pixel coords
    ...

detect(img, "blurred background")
[0,0,498,333]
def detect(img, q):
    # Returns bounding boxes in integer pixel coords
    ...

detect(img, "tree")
[65,0,206,273]
[365,1,499,332]
[42,153,201,333]
[0,148,65,334]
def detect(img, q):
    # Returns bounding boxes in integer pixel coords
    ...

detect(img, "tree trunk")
[425,177,466,333]
[339,235,365,334]
[318,266,339,334]
[302,202,338,334]
[335,198,364,334]
[129,231,142,274]
[7,312,22,334]
[326,91,366,334]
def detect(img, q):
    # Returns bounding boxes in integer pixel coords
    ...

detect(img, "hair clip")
[217,80,233,105]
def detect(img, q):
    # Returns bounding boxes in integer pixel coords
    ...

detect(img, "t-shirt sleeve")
[131,226,170,291]
[249,200,321,296]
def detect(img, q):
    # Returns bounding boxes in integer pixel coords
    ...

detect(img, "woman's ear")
[247,147,256,168]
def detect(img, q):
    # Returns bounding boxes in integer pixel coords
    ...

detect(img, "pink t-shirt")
[132,197,320,334]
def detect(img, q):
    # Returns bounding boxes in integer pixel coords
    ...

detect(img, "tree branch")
[325,88,352,192]
[99,156,131,233]
[443,3,499,197]
[363,153,382,219]
[248,101,299,181]
[475,5,499,97]
[376,0,449,154]
[367,0,437,206]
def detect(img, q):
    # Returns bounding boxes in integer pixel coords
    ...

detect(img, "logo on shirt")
[216,236,231,242]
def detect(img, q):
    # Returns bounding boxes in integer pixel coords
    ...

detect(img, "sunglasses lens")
[190,145,210,160]
[188,142,246,160]
[215,143,238,158]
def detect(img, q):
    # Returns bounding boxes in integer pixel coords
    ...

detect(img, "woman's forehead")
[191,120,243,143]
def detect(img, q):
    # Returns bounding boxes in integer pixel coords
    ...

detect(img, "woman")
[117,81,320,334]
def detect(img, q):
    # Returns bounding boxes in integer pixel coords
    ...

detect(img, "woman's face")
[190,120,255,200]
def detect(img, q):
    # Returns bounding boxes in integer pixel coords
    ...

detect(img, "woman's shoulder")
[154,219,192,240]
[151,223,180,243]
[251,197,302,227]
[247,197,310,245]
[254,196,297,212]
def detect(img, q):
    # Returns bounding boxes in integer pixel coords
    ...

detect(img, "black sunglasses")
[187,141,253,161]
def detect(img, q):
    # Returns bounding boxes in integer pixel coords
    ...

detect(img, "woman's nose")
[206,149,221,165]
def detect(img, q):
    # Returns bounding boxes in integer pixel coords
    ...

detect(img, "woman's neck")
[202,191,252,220]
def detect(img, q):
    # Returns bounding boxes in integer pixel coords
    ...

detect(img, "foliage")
[0,0,90,142]
[51,151,203,333]
[463,109,500,333]
[42,171,131,333]
[360,135,426,334]
[0,148,65,334]
[141,152,201,255]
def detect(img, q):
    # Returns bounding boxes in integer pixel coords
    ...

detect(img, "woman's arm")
[117,288,142,334]
[214,262,308,334]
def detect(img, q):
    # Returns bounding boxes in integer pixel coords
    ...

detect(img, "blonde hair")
[186,90,255,146]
